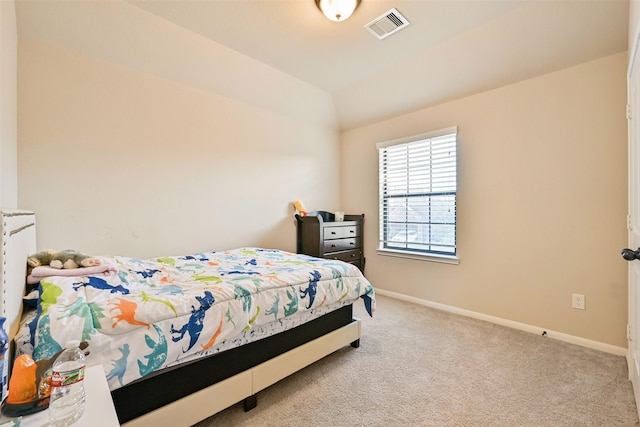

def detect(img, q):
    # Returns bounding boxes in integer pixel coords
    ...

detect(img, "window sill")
[376,248,459,265]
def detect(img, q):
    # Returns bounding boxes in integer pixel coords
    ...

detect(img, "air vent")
[365,8,410,40]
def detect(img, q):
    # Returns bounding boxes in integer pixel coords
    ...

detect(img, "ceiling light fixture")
[315,0,361,22]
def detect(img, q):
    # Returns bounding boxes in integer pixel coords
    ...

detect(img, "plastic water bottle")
[49,340,86,426]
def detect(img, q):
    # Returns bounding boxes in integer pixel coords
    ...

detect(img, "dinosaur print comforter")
[22,248,375,391]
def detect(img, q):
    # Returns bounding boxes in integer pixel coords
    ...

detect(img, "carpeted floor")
[194,295,639,426]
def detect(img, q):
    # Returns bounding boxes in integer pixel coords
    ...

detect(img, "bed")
[0,210,375,426]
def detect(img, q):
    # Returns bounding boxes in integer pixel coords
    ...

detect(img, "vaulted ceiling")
[16,0,629,130]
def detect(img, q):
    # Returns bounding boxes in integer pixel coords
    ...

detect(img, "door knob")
[622,248,640,261]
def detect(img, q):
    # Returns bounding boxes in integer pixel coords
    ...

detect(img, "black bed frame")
[111,304,358,424]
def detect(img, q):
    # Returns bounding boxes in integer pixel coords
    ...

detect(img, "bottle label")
[51,366,85,388]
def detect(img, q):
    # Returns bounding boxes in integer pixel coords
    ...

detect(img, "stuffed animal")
[50,249,102,269]
[293,200,308,217]
[27,249,102,270]
[26,249,56,272]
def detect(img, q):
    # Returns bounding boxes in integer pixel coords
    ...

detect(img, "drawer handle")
[351,253,356,257]
[350,242,355,246]
[331,231,336,235]
[350,230,355,233]
[331,244,337,248]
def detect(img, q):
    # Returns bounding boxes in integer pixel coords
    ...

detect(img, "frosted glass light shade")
[315,0,361,22]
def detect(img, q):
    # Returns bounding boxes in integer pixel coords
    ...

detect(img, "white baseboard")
[375,288,627,357]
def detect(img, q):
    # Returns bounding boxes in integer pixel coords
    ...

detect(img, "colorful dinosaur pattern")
[110,298,151,329]
[141,291,178,317]
[300,270,321,309]
[233,284,252,312]
[58,298,97,341]
[135,269,161,279]
[265,294,280,320]
[225,306,236,329]
[73,276,130,294]
[28,248,375,392]
[32,314,60,361]
[32,283,63,360]
[193,274,222,284]
[242,306,261,332]
[106,343,130,386]
[201,313,224,350]
[170,291,215,352]
[284,288,299,317]
[137,325,167,376]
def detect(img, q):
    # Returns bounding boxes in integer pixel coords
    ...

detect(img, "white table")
[20,365,119,427]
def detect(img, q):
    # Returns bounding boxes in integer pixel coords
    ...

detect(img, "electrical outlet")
[572,293,585,310]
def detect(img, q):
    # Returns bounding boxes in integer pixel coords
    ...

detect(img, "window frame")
[376,126,459,265]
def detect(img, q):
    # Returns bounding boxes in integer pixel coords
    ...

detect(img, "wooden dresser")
[295,211,365,273]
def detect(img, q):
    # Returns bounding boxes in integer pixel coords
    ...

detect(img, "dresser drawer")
[323,237,361,253]
[296,212,365,274]
[323,225,359,240]
[324,249,362,263]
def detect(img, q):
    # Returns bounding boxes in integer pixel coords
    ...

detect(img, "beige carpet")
[194,295,639,426]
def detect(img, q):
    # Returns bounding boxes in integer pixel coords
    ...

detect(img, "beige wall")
[18,36,341,258]
[13,1,630,349]
[341,52,629,348]
[0,0,18,208]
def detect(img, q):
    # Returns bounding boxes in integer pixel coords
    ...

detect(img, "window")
[377,127,458,262]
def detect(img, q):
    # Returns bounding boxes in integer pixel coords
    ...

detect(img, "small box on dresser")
[295,211,365,273]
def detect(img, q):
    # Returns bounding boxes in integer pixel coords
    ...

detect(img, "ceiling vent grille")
[365,8,410,40]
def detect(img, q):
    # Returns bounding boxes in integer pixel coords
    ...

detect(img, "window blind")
[378,128,457,256]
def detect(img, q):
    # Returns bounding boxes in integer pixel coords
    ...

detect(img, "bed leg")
[244,394,257,412]
[350,339,360,348]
